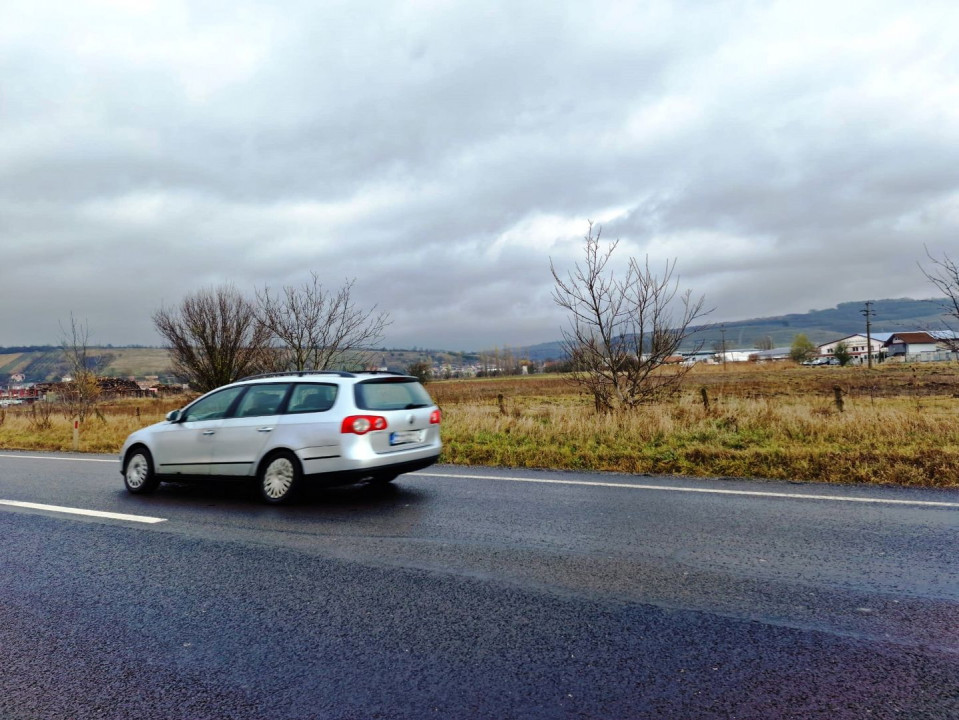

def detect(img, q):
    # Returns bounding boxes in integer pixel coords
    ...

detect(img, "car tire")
[258,450,301,504]
[124,447,160,494]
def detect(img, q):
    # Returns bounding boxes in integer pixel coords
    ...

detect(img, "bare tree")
[754,335,774,351]
[59,313,100,422]
[551,223,710,412]
[255,274,390,372]
[406,360,432,383]
[153,285,274,392]
[920,247,959,352]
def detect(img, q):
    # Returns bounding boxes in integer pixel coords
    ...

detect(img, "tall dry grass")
[432,365,959,487]
[439,393,959,486]
[0,396,189,454]
[2,364,958,486]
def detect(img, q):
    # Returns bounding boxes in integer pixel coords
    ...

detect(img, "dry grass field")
[430,362,959,487]
[97,348,175,377]
[2,361,958,487]
[0,395,192,455]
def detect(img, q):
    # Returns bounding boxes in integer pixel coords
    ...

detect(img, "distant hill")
[696,298,953,350]
[521,298,956,360]
[3,298,955,379]
[0,347,177,384]
[0,346,479,383]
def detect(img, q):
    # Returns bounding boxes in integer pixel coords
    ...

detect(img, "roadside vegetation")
[434,364,959,487]
[2,362,958,487]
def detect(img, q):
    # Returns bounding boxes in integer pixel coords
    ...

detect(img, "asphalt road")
[0,451,957,719]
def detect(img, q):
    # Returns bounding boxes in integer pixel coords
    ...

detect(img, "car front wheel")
[124,447,160,494]
[258,451,301,504]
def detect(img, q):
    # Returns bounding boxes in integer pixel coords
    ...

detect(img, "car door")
[272,383,341,473]
[150,386,246,476]
[208,383,292,476]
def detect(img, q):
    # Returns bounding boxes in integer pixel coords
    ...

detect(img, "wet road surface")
[1,452,957,718]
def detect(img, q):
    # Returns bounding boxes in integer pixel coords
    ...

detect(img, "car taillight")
[341,415,388,435]
[430,409,441,424]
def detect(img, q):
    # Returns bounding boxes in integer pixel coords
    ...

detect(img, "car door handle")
[257,427,274,433]
[202,430,216,436]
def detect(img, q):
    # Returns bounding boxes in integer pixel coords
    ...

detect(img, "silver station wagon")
[120,371,442,503]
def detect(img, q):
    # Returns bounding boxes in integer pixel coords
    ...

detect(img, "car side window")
[182,386,246,422]
[234,384,291,418]
[286,383,338,414]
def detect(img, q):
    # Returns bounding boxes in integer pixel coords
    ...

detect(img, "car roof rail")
[240,370,357,381]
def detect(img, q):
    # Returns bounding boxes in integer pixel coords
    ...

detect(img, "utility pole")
[860,301,875,369]
[720,324,727,370]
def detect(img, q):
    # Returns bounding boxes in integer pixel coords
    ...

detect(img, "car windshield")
[354,378,433,411]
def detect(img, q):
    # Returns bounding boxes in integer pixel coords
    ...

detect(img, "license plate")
[390,430,424,446]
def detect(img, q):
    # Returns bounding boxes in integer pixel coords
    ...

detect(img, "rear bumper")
[303,453,441,487]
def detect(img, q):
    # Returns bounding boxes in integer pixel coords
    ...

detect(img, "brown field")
[0,353,24,372]
[98,348,174,377]
[2,361,958,487]
[429,362,959,487]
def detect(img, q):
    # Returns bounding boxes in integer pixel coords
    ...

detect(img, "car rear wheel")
[124,447,160,494]
[259,451,301,504]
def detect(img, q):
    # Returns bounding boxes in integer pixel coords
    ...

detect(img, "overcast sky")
[2,1,957,350]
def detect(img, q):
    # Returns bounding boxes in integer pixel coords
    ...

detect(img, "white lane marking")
[0,453,115,463]
[0,500,166,524]
[414,471,959,509]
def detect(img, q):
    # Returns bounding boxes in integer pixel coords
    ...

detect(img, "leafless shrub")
[29,401,54,431]
[920,247,959,352]
[255,273,390,372]
[59,314,101,423]
[153,285,274,393]
[551,222,711,412]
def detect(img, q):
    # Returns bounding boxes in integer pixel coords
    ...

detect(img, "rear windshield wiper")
[404,403,430,409]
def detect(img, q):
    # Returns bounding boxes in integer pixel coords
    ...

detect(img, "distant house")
[818,334,885,363]
[750,347,792,362]
[884,331,944,357]
[0,385,39,403]
[717,349,757,363]
[681,351,717,365]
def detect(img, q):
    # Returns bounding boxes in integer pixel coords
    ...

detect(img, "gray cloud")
[2,1,958,350]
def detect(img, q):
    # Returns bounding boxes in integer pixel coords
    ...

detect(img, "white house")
[817,334,885,363]
[750,347,792,362]
[884,332,943,357]
[717,349,758,363]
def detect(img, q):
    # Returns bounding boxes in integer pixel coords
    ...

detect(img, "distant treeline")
[0,345,59,353]
[0,344,160,353]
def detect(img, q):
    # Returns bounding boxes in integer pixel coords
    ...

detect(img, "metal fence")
[904,351,959,363]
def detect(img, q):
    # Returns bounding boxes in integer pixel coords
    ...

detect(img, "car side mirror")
[166,409,183,423]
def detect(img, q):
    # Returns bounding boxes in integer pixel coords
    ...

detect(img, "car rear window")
[287,383,338,414]
[354,379,433,411]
